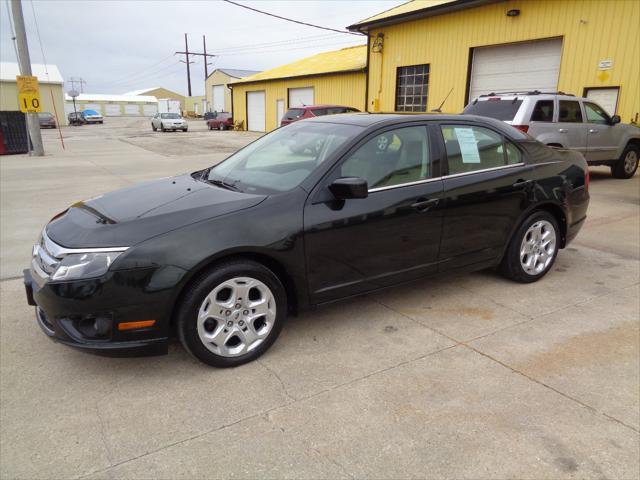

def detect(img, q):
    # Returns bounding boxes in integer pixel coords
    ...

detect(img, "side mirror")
[611,115,621,125]
[329,177,368,200]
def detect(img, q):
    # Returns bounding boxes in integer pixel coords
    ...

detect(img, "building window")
[395,64,429,112]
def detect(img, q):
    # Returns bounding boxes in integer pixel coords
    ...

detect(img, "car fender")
[613,125,640,157]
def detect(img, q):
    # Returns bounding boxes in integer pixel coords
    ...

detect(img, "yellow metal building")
[0,62,65,125]
[349,0,640,123]
[205,69,261,115]
[231,45,367,132]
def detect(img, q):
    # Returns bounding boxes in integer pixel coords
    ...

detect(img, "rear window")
[161,113,181,119]
[463,99,523,121]
[283,108,304,120]
[531,100,554,122]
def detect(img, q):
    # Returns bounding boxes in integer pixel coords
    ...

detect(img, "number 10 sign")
[16,75,42,113]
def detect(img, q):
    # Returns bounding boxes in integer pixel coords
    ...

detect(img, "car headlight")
[52,252,122,281]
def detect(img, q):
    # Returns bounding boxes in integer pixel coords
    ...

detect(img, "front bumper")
[24,268,170,357]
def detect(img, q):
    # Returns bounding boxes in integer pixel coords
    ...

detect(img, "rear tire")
[152,124,157,131]
[500,211,560,283]
[611,144,639,179]
[177,260,287,368]
[218,123,224,131]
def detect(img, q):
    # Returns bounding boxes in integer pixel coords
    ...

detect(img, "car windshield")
[463,99,523,121]
[83,110,99,116]
[207,121,363,194]
[161,113,181,119]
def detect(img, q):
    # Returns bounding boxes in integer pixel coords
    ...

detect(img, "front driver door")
[304,124,444,304]
[583,101,619,162]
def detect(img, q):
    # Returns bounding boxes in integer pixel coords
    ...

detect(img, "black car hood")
[47,174,266,248]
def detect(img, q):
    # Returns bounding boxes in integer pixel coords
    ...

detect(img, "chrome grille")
[32,231,62,278]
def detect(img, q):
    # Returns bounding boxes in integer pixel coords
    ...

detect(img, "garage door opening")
[247,91,266,132]
[288,87,314,107]
[468,38,563,102]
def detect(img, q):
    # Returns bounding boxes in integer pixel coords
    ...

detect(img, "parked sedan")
[38,112,57,129]
[67,112,85,126]
[207,112,233,130]
[24,114,589,368]
[151,113,188,132]
[280,104,360,126]
[82,109,103,124]
[463,92,640,178]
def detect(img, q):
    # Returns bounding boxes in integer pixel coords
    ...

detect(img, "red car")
[280,105,359,126]
[207,112,233,131]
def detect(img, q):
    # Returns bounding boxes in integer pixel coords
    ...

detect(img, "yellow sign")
[16,75,42,112]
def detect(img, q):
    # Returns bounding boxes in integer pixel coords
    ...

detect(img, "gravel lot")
[1,117,638,479]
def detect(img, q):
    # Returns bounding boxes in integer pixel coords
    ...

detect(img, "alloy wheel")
[196,277,276,357]
[624,150,638,175]
[520,220,556,275]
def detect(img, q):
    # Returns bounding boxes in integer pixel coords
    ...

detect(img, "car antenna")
[431,88,454,112]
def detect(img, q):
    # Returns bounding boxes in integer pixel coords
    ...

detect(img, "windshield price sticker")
[454,127,481,163]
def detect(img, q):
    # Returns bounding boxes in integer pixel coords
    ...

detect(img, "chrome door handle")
[411,198,439,212]
[558,128,568,133]
[589,129,598,133]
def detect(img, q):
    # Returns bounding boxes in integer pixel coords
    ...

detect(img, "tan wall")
[142,88,185,109]
[367,0,640,122]
[0,81,65,125]
[231,72,366,131]
[184,95,206,116]
[205,71,234,113]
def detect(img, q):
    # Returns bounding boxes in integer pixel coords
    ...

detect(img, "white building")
[65,93,158,117]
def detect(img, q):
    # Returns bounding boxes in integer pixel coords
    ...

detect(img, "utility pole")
[176,34,216,93]
[10,0,44,156]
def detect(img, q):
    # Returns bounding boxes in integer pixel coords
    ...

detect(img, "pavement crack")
[258,360,296,402]
[311,447,354,479]
[94,402,115,466]
[465,344,640,434]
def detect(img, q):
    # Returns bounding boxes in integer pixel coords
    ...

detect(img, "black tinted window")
[584,102,610,124]
[463,100,523,121]
[284,108,304,120]
[311,108,328,116]
[558,101,583,123]
[531,100,554,122]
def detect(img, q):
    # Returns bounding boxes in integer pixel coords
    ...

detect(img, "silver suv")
[463,92,640,178]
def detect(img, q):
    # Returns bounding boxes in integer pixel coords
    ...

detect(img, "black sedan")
[24,114,589,367]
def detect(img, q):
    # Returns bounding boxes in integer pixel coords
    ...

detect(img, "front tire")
[218,123,224,131]
[161,123,166,132]
[611,144,639,179]
[177,260,287,368]
[500,211,559,283]
[152,124,157,131]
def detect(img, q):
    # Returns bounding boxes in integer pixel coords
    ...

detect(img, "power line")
[223,0,363,36]
[4,1,19,60]
[107,53,176,86]
[215,38,365,57]
[210,32,342,54]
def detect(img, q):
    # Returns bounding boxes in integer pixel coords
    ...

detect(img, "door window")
[558,101,583,123]
[441,125,520,174]
[530,100,554,122]
[340,126,430,189]
[584,102,610,124]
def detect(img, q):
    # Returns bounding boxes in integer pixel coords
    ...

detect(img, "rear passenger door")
[437,122,531,269]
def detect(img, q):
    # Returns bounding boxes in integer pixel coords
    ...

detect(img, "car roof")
[304,113,529,138]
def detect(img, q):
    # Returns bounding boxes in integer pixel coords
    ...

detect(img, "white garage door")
[124,104,141,116]
[143,104,158,116]
[247,91,265,132]
[288,87,314,107]
[469,38,562,101]
[212,85,225,112]
[105,104,122,116]
[82,103,102,113]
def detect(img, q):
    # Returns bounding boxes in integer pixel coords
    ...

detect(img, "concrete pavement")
[1,118,638,479]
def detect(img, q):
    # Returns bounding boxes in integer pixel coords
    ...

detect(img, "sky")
[1,0,405,96]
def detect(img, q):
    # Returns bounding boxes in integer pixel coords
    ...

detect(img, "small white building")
[64,93,158,117]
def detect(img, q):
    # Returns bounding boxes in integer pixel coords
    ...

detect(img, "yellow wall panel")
[232,72,366,131]
[366,0,640,122]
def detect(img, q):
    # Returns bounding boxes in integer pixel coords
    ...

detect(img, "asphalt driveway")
[1,118,638,479]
